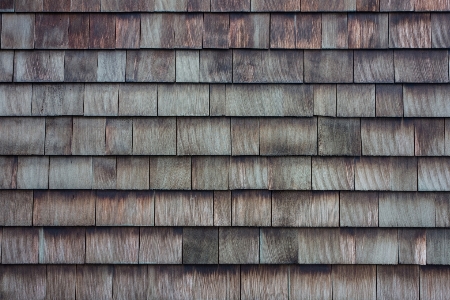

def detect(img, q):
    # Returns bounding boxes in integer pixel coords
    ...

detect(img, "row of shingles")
[1,49,450,84]
[1,225,450,265]
[1,116,449,156]
[0,155,449,191]
[3,264,450,300]
[2,189,449,228]
[3,13,450,50]
[2,83,450,118]
[2,0,450,12]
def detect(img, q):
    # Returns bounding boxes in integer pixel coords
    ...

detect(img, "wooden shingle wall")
[1,0,450,298]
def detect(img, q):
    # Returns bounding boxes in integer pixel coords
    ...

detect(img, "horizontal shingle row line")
[2,13,450,49]
[2,264,449,300]
[2,190,449,227]
[1,0,450,12]
[1,226,449,264]
[2,50,450,83]
[2,83,450,117]
[2,117,450,156]
[0,156,449,191]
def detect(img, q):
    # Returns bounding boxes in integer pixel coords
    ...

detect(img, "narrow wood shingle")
[89,13,115,48]
[45,117,72,155]
[92,157,117,189]
[420,266,450,299]
[106,118,132,155]
[0,156,17,189]
[296,14,322,49]
[0,51,13,82]
[116,156,149,190]
[203,13,229,48]
[0,84,32,116]
[176,50,199,82]
[46,266,76,300]
[115,14,140,49]
[97,51,126,82]
[68,14,90,48]
[229,13,270,48]
[17,156,49,189]
[140,227,182,263]
[229,157,268,189]
[398,229,426,264]
[418,157,450,191]
[427,229,450,264]
[431,13,450,47]
[214,191,231,226]
[231,118,259,155]
[0,190,33,226]
[414,118,445,156]
[270,14,296,49]
[322,13,348,49]
[232,190,271,226]
[71,117,106,155]
[375,84,403,117]
[314,84,337,116]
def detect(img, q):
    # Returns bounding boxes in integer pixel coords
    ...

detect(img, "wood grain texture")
[404,84,450,117]
[355,229,398,264]
[272,191,339,227]
[32,84,84,115]
[140,13,175,48]
[116,156,149,189]
[97,51,126,82]
[113,266,148,300]
[71,117,106,155]
[14,51,64,82]
[0,156,17,189]
[225,84,313,116]
[126,50,175,82]
[105,118,132,155]
[337,84,375,117]
[139,227,182,263]
[394,50,448,83]
[379,192,435,227]
[0,51,13,82]
[418,157,450,191]
[86,227,139,263]
[0,118,44,154]
[415,0,450,11]
[14,0,43,11]
[268,156,311,190]
[211,0,250,11]
[33,190,95,225]
[270,14,295,48]
[158,84,209,116]
[377,266,419,300]
[118,84,157,116]
[349,13,388,48]
[183,227,218,264]
[2,227,39,263]
[380,0,413,11]
[357,0,379,10]
[436,193,450,227]
[232,190,271,226]
[150,156,191,189]
[64,51,97,81]
[76,265,113,300]
[39,227,85,263]
[174,14,203,48]
[427,229,450,264]
[252,0,300,11]
[322,13,348,48]
[17,156,48,189]
[154,0,186,11]
[154,191,213,226]
[313,84,336,116]
[89,13,115,48]
[199,50,232,82]
[92,157,116,189]
[361,118,414,155]
[420,266,450,299]
[432,13,450,47]
[398,229,426,264]
[290,266,332,300]
[176,50,199,82]
[188,0,210,11]
[68,14,90,48]
[1,14,35,49]
[260,117,317,155]
[447,119,450,155]
[0,84,32,116]
[45,117,72,155]
[116,14,140,49]
[219,227,259,263]
[332,265,376,300]
[304,50,353,83]
[192,156,229,190]
[233,50,303,83]
[354,51,394,83]
[302,0,356,11]
[0,190,32,226]
[298,228,356,264]
[214,191,231,226]
[84,84,119,116]
[203,13,229,48]
[229,157,268,189]
[0,266,46,300]
[318,117,361,156]
[415,118,445,155]
[389,13,431,48]
[71,0,101,11]
[43,0,70,11]
[97,191,153,226]
[311,157,355,190]
[209,84,226,116]
[46,265,76,300]
[177,117,230,154]
[231,118,259,155]
[35,13,69,49]
[340,191,378,227]
[296,13,322,49]
[0,0,13,11]
[376,84,403,117]
[133,118,176,155]
[240,266,288,300]
[260,228,298,263]
[229,13,269,48]
[355,157,417,191]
